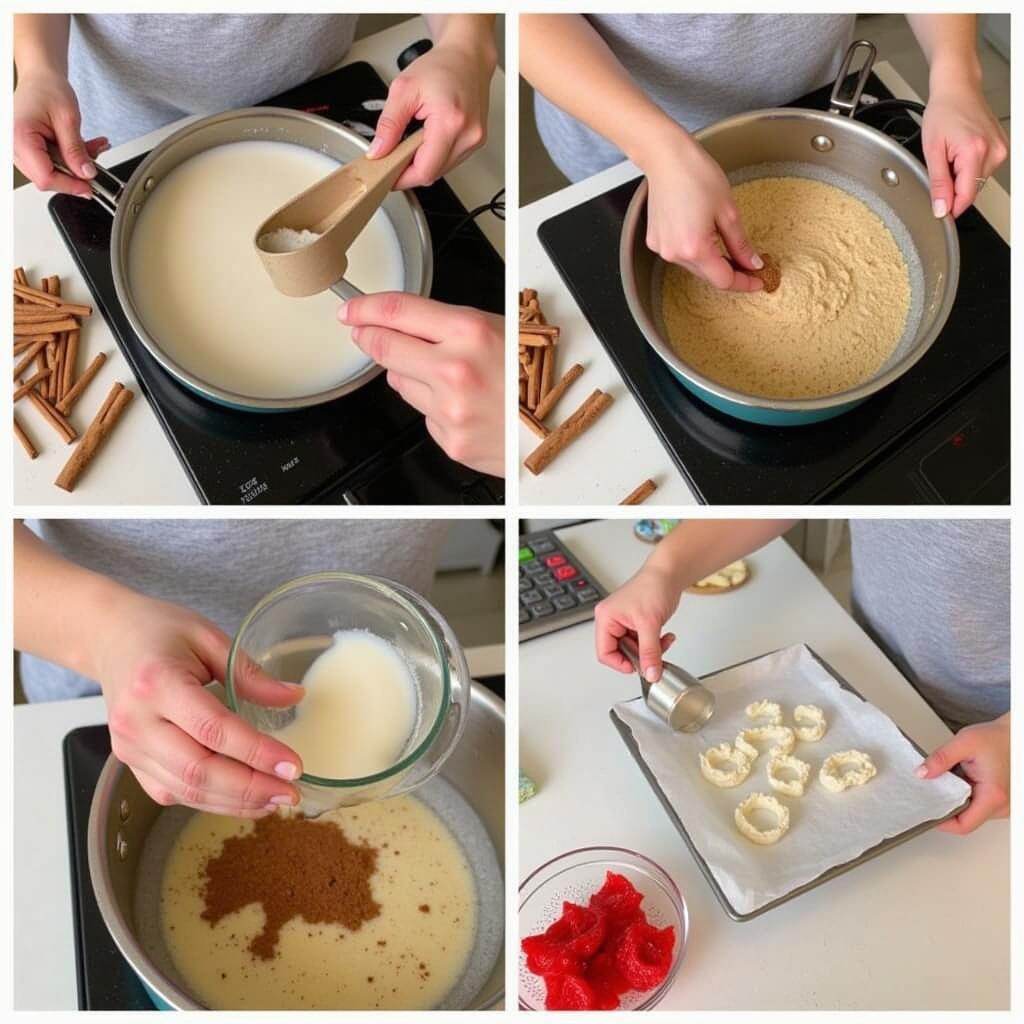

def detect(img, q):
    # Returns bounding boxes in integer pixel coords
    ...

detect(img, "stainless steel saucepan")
[620,41,959,425]
[87,683,504,1010]
[59,108,432,411]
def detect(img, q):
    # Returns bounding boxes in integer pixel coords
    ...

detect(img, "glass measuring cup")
[227,572,470,812]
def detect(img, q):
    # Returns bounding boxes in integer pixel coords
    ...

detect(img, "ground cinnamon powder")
[200,814,381,960]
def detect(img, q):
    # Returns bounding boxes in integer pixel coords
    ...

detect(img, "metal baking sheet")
[610,645,970,921]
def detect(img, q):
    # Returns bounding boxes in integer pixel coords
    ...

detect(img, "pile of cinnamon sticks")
[13,267,133,491]
[519,289,656,504]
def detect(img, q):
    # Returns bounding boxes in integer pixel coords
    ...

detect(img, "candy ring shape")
[735,725,796,763]
[820,750,877,792]
[699,742,753,788]
[745,699,783,726]
[766,754,812,797]
[734,792,791,845]
[793,704,827,742]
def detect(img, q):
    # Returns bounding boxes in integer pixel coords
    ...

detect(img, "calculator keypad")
[519,531,605,639]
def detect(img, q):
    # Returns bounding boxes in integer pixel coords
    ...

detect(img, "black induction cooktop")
[63,674,504,1010]
[537,74,1009,504]
[48,61,504,505]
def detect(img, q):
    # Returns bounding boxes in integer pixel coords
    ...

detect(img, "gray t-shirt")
[69,14,358,145]
[535,14,855,183]
[850,520,1010,729]
[20,519,447,702]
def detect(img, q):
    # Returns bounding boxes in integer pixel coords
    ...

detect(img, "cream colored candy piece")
[746,699,783,726]
[735,725,796,763]
[766,754,812,797]
[793,704,827,742]
[698,742,753,788]
[734,792,791,845]
[820,750,877,792]
[695,560,747,589]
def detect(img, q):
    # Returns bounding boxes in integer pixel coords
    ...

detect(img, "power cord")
[434,188,505,258]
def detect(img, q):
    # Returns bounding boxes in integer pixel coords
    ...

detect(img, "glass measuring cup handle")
[45,141,124,215]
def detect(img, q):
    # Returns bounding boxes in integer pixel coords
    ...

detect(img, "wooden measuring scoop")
[255,130,424,299]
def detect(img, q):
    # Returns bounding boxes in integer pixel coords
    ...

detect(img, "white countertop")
[517,62,1011,506]
[13,16,505,507]
[518,520,1008,1009]
[12,641,503,1010]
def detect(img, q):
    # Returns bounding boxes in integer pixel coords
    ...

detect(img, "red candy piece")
[522,870,677,1010]
[614,919,677,991]
[521,901,607,975]
[545,972,598,1011]
[589,871,644,927]
[587,951,632,1009]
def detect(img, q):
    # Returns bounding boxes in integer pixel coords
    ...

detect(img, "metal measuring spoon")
[618,636,715,732]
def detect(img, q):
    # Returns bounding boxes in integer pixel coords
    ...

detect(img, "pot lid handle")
[828,39,877,118]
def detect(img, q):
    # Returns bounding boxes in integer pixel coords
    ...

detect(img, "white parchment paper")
[612,644,970,917]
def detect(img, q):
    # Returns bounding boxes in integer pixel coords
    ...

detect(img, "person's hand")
[594,565,681,682]
[13,68,109,197]
[640,125,764,292]
[340,293,503,476]
[97,590,305,817]
[922,74,1008,218]
[916,712,1010,834]
[368,34,495,189]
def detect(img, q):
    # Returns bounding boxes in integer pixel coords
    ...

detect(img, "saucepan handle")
[46,141,125,215]
[329,278,366,303]
[828,39,877,118]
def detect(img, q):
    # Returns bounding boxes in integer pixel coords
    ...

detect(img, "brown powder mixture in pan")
[661,176,911,400]
[201,813,380,960]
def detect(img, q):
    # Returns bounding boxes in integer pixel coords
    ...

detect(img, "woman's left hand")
[340,293,504,476]
[367,27,496,189]
[916,712,1010,834]
[922,76,1007,218]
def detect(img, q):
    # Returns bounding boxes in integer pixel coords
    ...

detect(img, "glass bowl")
[518,846,688,1011]
[227,572,470,811]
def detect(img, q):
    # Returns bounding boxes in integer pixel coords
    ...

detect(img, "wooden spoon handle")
[368,128,424,175]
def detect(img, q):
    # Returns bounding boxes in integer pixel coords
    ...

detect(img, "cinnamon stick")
[518,332,553,348]
[62,328,79,398]
[620,479,657,506]
[12,283,92,318]
[519,404,550,439]
[519,323,559,338]
[540,343,555,401]
[14,367,53,402]
[13,337,50,380]
[56,352,106,415]
[14,309,75,324]
[520,288,538,303]
[13,415,37,459]
[526,347,542,409]
[524,389,613,475]
[14,267,29,288]
[534,362,584,421]
[26,389,76,444]
[15,318,79,336]
[55,382,134,491]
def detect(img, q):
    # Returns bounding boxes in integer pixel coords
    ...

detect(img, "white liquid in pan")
[128,140,404,400]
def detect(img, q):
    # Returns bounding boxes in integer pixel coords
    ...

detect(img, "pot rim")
[620,106,960,413]
[107,106,433,411]
[87,682,505,1011]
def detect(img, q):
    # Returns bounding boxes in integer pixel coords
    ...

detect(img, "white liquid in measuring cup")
[128,140,404,400]
[277,630,418,779]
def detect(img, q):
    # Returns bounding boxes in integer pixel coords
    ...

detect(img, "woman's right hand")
[640,125,764,292]
[13,68,108,197]
[96,590,306,817]
[594,565,682,683]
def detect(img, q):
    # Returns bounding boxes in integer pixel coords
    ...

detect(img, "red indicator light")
[951,433,966,448]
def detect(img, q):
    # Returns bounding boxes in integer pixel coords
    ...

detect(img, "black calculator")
[519,529,607,641]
